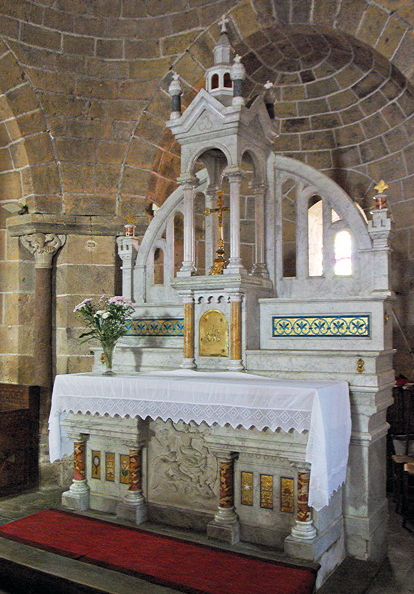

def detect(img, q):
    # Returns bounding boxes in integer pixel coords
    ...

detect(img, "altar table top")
[48,369,351,511]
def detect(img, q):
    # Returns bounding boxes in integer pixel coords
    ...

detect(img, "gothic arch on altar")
[128,154,379,307]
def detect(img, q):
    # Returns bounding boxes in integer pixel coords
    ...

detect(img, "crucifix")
[204,190,230,275]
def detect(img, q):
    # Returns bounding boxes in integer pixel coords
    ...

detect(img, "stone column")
[117,442,148,524]
[367,206,393,293]
[116,236,139,301]
[207,451,240,544]
[290,470,317,540]
[20,232,66,388]
[181,292,196,369]
[228,293,244,371]
[177,176,198,276]
[251,183,269,278]
[205,185,218,271]
[225,170,245,275]
[62,434,90,511]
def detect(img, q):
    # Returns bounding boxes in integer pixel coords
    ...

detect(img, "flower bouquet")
[74,295,135,375]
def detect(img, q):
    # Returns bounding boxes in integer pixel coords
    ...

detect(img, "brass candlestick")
[204,191,230,275]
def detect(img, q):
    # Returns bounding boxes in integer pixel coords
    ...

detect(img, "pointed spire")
[203,14,234,104]
[213,15,231,65]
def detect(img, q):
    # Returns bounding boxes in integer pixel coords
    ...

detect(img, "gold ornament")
[374,180,388,194]
[204,190,230,275]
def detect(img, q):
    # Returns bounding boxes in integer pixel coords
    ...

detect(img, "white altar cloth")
[48,369,351,511]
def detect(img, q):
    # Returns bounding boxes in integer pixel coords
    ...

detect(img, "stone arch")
[240,149,263,183]
[0,40,61,213]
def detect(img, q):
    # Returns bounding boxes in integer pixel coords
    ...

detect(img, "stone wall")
[1,0,414,390]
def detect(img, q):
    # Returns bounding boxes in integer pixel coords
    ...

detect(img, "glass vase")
[101,342,116,375]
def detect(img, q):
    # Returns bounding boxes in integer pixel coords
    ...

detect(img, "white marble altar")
[49,369,351,511]
[51,18,394,589]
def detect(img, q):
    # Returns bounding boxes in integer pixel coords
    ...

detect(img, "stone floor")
[0,488,412,593]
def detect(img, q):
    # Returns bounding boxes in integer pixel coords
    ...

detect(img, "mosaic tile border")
[272,315,370,337]
[125,318,184,337]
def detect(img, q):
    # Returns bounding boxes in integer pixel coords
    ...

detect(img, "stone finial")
[124,215,136,237]
[230,55,246,80]
[20,232,66,268]
[373,179,388,210]
[168,71,183,120]
[264,81,276,119]
[231,55,246,106]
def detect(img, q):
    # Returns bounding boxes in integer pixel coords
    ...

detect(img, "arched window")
[153,248,164,285]
[211,74,219,89]
[334,230,352,276]
[173,213,184,276]
[223,72,232,87]
[308,198,323,276]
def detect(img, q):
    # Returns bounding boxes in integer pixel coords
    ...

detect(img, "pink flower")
[73,298,92,312]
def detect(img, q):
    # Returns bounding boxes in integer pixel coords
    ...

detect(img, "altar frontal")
[50,17,394,590]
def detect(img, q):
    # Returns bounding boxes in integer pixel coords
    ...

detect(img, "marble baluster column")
[62,433,90,510]
[181,292,196,369]
[177,176,198,276]
[20,233,66,389]
[251,183,269,277]
[117,443,148,524]
[228,293,244,371]
[205,185,218,271]
[116,236,139,301]
[291,470,317,540]
[225,171,245,275]
[207,451,240,544]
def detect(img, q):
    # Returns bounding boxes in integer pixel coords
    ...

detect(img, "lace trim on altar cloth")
[58,396,312,433]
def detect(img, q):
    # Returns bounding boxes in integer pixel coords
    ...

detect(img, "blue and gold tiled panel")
[272,315,370,338]
[125,318,184,337]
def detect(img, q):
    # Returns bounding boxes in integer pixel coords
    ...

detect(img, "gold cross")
[374,180,388,194]
[204,191,230,275]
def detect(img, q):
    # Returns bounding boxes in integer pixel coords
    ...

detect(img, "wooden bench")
[0,384,40,496]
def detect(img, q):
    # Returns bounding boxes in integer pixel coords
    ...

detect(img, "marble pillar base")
[290,519,317,540]
[116,492,148,524]
[116,501,148,524]
[228,359,244,371]
[62,480,90,511]
[180,357,196,369]
[207,506,240,544]
[207,519,240,544]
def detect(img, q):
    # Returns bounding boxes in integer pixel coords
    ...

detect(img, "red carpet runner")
[0,509,317,594]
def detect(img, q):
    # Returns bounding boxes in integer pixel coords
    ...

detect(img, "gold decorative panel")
[260,474,273,509]
[105,452,115,482]
[280,477,294,513]
[199,309,228,357]
[120,454,130,484]
[91,450,101,479]
[241,471,253,506]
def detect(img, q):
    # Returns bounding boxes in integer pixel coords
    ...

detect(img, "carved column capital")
[251,181,267,195]
[224,168,242,182]
[227,291,243,303]
[177,174,198,190]
[21,232,66,268]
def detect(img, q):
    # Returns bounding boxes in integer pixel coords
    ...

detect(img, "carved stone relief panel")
[147,419,217,512]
